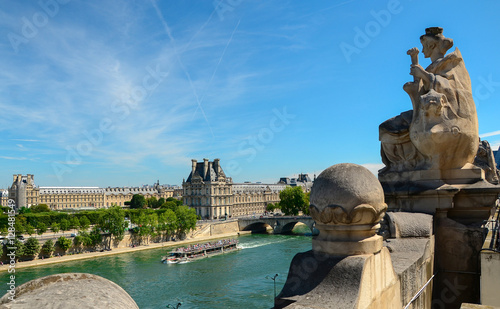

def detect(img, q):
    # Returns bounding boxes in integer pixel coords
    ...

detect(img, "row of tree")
[128,195,183,209]
[1,234,98,261]
[1,202,198,261]
[0,197,188,235]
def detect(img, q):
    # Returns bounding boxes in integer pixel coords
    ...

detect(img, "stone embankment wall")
[5,220,242,260]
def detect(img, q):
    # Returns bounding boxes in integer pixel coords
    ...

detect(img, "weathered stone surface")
[0,273,139,309]
[433,217,484,307]
[460,303,500,309]
[386,212,433,238]
[474,140,500,184]
[310,163,387,256]
[380,27,479,173]
[276,248,401,309]
[276,251,364,308]
[310,163,386,224]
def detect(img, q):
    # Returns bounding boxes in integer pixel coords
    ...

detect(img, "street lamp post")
[266,273,279,307]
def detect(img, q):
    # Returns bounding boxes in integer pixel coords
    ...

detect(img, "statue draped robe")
[379,48,479,173]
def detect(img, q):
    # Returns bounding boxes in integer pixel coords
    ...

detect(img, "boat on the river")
[161,239,239,264]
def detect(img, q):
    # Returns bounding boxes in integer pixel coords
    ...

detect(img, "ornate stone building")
[0,189,9,207]
[9,174,39,209]
[232,183,284,217]
[104,182,175,207]
[183,159,233,219]
[183,158,287,219]
[39,187,105,210]
[5,174,176,210]
[278,173,314,192]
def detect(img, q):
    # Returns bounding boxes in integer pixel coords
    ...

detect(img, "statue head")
[420,27,453,59]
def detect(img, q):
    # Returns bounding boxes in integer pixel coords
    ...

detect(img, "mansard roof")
[186,159,227,183]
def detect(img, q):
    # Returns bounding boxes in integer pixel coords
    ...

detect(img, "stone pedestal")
[380,163,500,220]
[276,164,401,308]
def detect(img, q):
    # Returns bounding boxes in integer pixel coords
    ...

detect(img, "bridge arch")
[280,221,312,234]
[238,217,316,234]
[241,222,273,233]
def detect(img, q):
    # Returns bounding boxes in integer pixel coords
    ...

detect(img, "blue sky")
[0,0,499,188]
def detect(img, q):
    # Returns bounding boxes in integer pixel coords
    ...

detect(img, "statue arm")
[410,64,433,91]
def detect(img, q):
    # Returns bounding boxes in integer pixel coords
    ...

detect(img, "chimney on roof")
[203,158,209,179]
[191,159,197,176]
[214,158,220,174]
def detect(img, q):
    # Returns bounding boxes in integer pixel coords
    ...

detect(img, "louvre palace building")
[182,158,312,219]
[4,174,179,210]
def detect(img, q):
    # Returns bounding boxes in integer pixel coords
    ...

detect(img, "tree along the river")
[23,237,41,259]
[56,236,72,253]
[97,206,128,249]
[279,186,309,216]
[174,206,197,239]
[41,239,55,257]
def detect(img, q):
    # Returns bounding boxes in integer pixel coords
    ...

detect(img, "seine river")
[12,234,312,308]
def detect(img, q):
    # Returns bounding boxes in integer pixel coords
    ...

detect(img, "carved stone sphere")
[310,163,387,225]
[0,273,139,308]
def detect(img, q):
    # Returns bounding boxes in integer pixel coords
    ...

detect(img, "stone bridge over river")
[237,216,316,234]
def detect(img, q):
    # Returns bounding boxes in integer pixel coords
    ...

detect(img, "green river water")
[6,233,312,308]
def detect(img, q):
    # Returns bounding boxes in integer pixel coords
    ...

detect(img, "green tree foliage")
[69,216,80,231]
[41,239,55,257]
[23,237,41,258]
[73,235,84,252]
[77,231,93,247]
[18,207,31,214]
[50,222,60,234]
[25,224,35,236]
[160,209,177,241]
[174,206,197,238]
[131,212,153,245]
[98,206,127,249]
[36,222,47,235]
[146,197,158,208]
[160,201,178,211]
[56,236,72,252]
[13,216,26,234]
[30,204,51,213]
[79,216,90,231]
[11,239,25,261]
[60,218,70,232]
[279,186,309,216]
[129,194,146,209]
[156,198,165,208]
[266,203,279,212]
[89,227,102,248]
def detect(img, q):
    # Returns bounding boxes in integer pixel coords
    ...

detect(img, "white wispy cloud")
[480,130,500,138]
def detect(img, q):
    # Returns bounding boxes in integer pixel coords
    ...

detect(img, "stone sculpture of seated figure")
[379,27,479,174]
